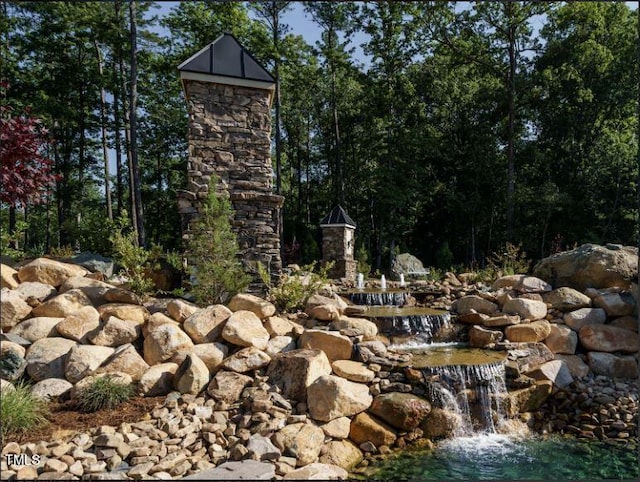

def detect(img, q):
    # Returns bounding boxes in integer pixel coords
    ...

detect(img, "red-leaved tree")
[0,96,58,207]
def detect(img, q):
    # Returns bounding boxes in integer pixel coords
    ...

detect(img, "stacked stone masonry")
[321,226,356,281]
[178,81,284,279]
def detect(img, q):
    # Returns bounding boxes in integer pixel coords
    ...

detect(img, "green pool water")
[366,434,639,480]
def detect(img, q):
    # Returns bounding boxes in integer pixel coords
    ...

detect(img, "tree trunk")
[113,1,124,218]
[94,39,113,222]
[506,4,517,242]
[128,0,145,247]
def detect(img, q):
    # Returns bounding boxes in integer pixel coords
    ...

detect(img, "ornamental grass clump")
[0,382,49,441]
[76,376,134,412]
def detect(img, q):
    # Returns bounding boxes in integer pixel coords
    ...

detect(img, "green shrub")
[76,376,134,412]
[355,245,371,276]
[487,242,531,276]
[434,242,454,270]
[186,176,250,305]
[0,382,49,441]
[258,260,333,312]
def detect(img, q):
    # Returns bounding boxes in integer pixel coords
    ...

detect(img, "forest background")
[1,1,638,273]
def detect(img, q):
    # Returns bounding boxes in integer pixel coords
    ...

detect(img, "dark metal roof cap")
[320,205,356,228]
[178,33,275,83]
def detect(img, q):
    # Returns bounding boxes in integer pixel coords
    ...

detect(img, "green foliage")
[0,219,27,260]
[258,260,334,313]
[434,242,454,270]
[186,177,250,306]
[49,245,76,258]
[76,376,134,413]
[355,245,371,276]
[0,382,49,441]
[487,242,531,276]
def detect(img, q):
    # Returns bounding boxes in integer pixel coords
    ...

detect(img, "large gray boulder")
[533,244,637,290]
[390,253,427,280]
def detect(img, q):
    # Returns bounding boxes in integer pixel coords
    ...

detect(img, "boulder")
[526,360,573,388]
[513,276,552,293]
[563,308,606,331]
[579,325,639,353]
[503,298,547,320]
[183,461,275,481]
[369,392,432,431]
[64,345,115,383]
[247,434,281,462]
[544,324,577,354]
[173,353,210,395]
[0,348,26,381]
[275,423,325,466]
[592,291,635,317]
[542,287,591,312]
[348,412,396,447]
[18,258,88,287]
[31,289,92,318]
[222,310,270,350]
[453,295,497,316]
[587,352,638,379]
[332,360,375,383]
[0,263,19,289]
[609,315,638,332]
[504,342,555,374]
[90,316,140,347]
[483,314,521,327]
[265,335,296,358]
[206,370,252,404]
[305,294,344,321]
[10,316,61,342]
[0,340,26,359]
[14,281,57,304]
[307,375,372,422]
[183,304,232,344]
[143,312,180,336]
[505,320,551,343]
[0,379,15,393]
[330,316,378,341]
[282,463,348,480]
[143,323,194,365]
[59,276,112,305]
[103,287,142,305]
[172,343,228,372]
[220,346,271,373]
[227,293,276,319]
[501,381,553,416]
[95,344,149,382]
[469,325,503,348]
[318,440,363,470]
[68,251,114,278]
[420,408,462,439]
[554,355,590,378]
[264,316,296,337]
[492,274,526,290]
[97,303,149,325]
[25,337,76,381]
[266,349,332,403]
[390,253,426,280]
[0,288,32,330]
[320,417,352,439]
[56,306,101,343]
[166,299,199,323]
[138,363,178,396]
[298,330,353,363]
[30,378,73,401]
[532,243,637,290]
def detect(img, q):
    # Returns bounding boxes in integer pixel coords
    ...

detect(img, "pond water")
[367,433,639,480]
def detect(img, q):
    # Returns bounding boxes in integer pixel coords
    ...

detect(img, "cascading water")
[348,290,409,306]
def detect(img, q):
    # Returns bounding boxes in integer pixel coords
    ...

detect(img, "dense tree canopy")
[1,1,637,270]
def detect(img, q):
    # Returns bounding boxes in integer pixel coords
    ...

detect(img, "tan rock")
[14,281,57,305]
[138,363,178,396]
[503,298,547,320]
[501,381,552,416]
[26,337,76,381]
[542,287,591,312]
[331,360,375,383]
[9,316,61,341]
[321,417,351,439]
[166,299,199,323]
[0,341,26,358]
[266,349,332,403]
[206,370,252,403]
[0,263,20,289]
[31,289,92,318]
[491,274,526,291]
[275,423,325,467]
[330,316,378,340]
[142,312,179,337]
[143,323,194,365]
[454,295,498,316]
[457,311,489,325]
[348,412,396,447]
[282,463,348,480]
[319,440,363,470]
[306,304,340,321]
[64,345,115,383]
[563,307,606,331]
[96,344,150,381]
[468,325,503,348]
[420,408,462,439]
[0,288,32,330]
[307,375,372,422]
[183,304,232,344]
[30,378,73,401]
[220,346,270,373]
[593,291,635,317]
[554,354,590,378]
[298,330,353,363]
[579,325,639,353]
[526,360,573,388]
[0,378,15,393]
[264,316,296,337]
[483,314,521,327]
[609,315,638,332]
[171,343,228,372]
[222,310,270,350]
[228,293,276,319]
[97,303,149,325]
[173,353,210,395]
[18,258,87,287]
[513,276,552,293]
[102,287,141,305]
[90,316,141,347]
[505,320,551,343]
[369,392,431,431]
[265,335,296,358]
[59,276,112,305]
[544,324,577,354]
[56,306,101,342]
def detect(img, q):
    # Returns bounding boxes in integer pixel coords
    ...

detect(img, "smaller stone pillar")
[320,205,357,281]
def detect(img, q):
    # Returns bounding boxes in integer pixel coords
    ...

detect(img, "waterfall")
[422,361,507,435]
[377,312,451,337]
[348,291,409,306]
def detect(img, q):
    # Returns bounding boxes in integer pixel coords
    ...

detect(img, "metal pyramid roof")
[178,33,275,84]
[320,205,356,228]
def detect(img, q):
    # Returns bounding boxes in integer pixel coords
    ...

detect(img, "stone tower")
[320,205,357,281]
[177,34,284,282]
